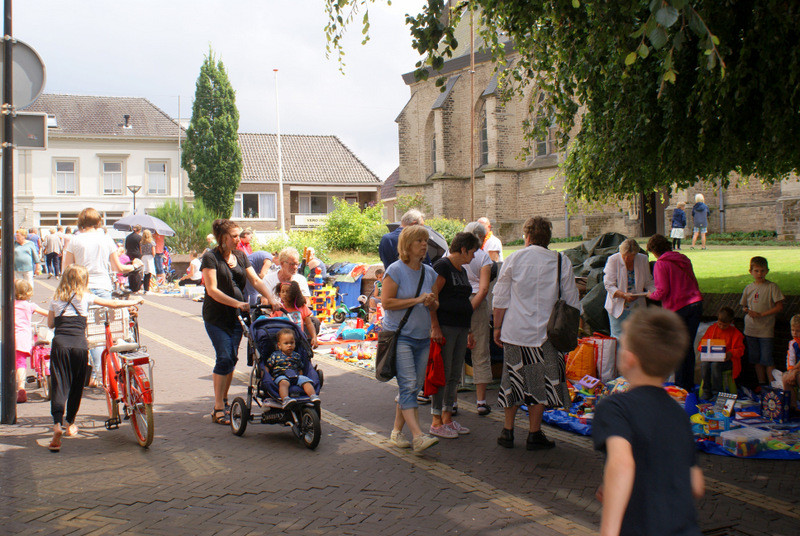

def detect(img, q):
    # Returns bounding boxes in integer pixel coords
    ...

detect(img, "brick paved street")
[1,280,798,535]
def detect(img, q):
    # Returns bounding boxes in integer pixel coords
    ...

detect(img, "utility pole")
[274,69,286,235]
[1,0,15,424]
[469,5,475,222]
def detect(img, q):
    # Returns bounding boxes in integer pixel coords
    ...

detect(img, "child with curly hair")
[271,281,317,347]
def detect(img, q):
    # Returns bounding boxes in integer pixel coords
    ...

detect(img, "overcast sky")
[16,0,428,180]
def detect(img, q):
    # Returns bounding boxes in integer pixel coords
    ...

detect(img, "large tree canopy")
[182,50,242,216]
[326,1,800,203]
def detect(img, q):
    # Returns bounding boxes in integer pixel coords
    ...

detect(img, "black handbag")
[375,268,426,382]
[546,252,580,353]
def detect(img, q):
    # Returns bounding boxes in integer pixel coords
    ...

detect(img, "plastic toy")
[333,294,369,323]
[761,387,791,423]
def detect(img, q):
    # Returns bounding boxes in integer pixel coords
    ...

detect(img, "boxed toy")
[717,427,772,457]
[761,387,791,423]
[700,339,726,362]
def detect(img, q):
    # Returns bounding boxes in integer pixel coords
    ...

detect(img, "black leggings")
[143,272,152,292]
[672,238,682,250]
[50,344,88,425]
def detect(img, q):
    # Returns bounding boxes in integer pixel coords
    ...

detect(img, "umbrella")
[386,223,449,262]
[113,214,176,236]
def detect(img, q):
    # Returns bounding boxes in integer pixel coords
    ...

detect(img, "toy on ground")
[333,293,369,324]
[761,387,791,423]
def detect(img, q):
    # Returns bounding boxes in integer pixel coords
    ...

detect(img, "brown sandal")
[211,409,230,425]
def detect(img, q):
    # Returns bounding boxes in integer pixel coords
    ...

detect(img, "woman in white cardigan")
[603,238,655,340]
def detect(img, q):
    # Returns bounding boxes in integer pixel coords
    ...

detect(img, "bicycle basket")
[86,306,131,348]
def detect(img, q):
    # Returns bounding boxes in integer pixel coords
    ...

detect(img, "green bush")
[427,216,465,246]
[150,200,216,253]
[259,231,329,263]
[396,193,432,217]
[320,198,385,252]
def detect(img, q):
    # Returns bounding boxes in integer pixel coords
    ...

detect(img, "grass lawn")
[331,245,800,295]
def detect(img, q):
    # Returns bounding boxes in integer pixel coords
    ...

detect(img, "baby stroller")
[230,306,324,449]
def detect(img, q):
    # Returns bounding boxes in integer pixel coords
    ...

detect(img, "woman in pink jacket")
[646,234,703,391]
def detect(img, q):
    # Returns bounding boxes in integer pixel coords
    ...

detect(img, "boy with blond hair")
[740,256,784,386]
[593,308,704,536]
[782,315,800,409]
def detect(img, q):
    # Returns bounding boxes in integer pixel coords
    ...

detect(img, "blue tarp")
[334,277,363,309]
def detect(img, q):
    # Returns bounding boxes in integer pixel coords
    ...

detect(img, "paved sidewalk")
[1,281,798,535]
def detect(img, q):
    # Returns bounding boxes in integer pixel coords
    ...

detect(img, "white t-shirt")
[262,271,310,303]
[482,234,504,261]
[188,258,202,281]
[64,229,118,291]
[464,248,493,294]
[49,293,97,317]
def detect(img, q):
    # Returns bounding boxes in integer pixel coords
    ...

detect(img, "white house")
[13,94,187,230]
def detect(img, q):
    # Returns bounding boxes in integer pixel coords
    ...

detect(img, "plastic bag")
[566,340,597,381]
[423,339,446,396]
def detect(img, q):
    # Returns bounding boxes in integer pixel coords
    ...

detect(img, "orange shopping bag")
[565,339,597,381]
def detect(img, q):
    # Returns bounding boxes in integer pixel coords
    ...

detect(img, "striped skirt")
[497,340,570,410]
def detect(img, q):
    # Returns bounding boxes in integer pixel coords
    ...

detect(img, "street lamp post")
[127,184,141,214]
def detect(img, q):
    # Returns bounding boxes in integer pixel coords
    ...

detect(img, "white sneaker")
[390,430,411,448]
[412,433,439,453]
[447,421,470,435]
[281,397,296,409]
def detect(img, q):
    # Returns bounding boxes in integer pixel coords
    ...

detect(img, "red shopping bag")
[423,339,446,396]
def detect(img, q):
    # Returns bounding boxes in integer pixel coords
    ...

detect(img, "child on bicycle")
[266,328,320,408]
[14,279,48,403]
[47,264,143,452]
[271,281,318,347]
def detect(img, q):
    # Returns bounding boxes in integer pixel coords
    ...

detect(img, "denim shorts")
[747,336,774,367]
[205,321,243,375]
[275,374,312,386]
[693,226,707,234]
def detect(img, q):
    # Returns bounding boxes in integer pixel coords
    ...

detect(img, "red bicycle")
[29,322,52,400]
[88,305,155,448]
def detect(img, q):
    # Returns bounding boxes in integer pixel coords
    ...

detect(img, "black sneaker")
[526,430,555,450]
[476,402,491,416]
[417,392,431,404]
[497,428,514,448]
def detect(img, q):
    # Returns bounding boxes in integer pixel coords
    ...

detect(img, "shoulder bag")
[375,267,426,382]
[546,252,581,353]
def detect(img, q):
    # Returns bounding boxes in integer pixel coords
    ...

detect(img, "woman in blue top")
[14,228,40,289]
[691,193,710,250]
[382,225,440,453]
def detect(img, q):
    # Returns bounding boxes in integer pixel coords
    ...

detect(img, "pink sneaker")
[447,421,470,435]
[429,423,458,438]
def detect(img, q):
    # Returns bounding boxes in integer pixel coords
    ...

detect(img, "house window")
[147,161,168,195]
[233,193,277,219]
[39,212,80,227]
[103,162,123,194]
[298,193,330,214]
[431,136,437,173]
[55,161,77,194]
[534,93,558,157]
[480,108,489,166]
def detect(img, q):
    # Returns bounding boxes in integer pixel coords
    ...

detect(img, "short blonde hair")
[677,201,686,209]
[397,225,429,263]
[790,314,800,328]
[695,193,705,204]
[278,247,300,264]
[623,307,688,379]
[619,238,640,256]
[14,279,33,300]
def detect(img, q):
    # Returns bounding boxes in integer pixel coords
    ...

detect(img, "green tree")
[325,1,800,204]
[182,50,242,216]
[395,193,432,217]
[320,198,385,253]
[150,200,216,254]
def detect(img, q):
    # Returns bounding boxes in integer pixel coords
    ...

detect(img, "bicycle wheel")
[299,407,321,450]
[129,370,154,448]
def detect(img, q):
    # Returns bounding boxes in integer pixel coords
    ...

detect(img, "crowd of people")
[9,202,798,536]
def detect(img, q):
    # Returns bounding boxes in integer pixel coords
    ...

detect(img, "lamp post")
[127,184,141,214]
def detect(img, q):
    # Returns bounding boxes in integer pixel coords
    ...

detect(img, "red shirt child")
[697,309,745,379]
[270,281,318,347]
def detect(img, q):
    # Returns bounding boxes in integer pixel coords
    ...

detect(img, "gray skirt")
[497,340,570,410]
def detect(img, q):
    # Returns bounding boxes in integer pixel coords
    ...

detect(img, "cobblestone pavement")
[1,280,798,535]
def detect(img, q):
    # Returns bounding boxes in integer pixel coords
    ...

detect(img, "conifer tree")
[182,50,242,216]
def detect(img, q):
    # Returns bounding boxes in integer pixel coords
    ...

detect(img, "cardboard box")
[700,339,726,362]
[761,387,791,423]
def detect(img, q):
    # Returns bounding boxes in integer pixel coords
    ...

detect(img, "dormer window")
[46,114,57,128]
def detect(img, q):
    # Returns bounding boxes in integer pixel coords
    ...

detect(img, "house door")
[640,192,667,237]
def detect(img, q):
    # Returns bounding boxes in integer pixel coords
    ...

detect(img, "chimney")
[123,114,131,128]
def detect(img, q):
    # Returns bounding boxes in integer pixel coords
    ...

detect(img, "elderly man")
[464,222,494,415]
[477,217,503,262]
[42,227,64,278]
[244,249,274,305]
[379,209,425,269]
[262,247,319,333]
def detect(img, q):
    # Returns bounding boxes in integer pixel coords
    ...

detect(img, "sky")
[15,0,429,180]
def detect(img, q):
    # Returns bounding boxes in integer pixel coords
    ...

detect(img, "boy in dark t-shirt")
[593,308,704,536]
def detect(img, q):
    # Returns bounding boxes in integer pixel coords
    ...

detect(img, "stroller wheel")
[298,407,321,450]
[230,397,249,436]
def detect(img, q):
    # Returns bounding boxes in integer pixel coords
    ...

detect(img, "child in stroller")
[267,328,321,408]
[230,308,324,449]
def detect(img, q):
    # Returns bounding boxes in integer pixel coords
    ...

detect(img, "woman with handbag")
[492,216,581,450]
[382,225,440,453]
[429,232,482,438]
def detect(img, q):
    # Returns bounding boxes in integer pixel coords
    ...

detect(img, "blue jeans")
[396,335,430,410]
[205,321,243,375]
[747,336,774,367]
[154,253,164,275]
[607,308,633,341]
[88,288,112,381]
[275,374,312,386]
